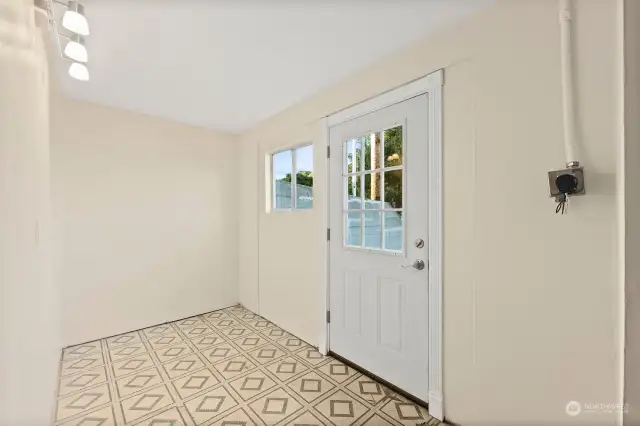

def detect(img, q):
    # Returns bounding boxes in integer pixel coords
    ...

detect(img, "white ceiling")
[56,0,494,133]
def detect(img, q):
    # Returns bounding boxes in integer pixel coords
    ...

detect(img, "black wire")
[556,194,567,214]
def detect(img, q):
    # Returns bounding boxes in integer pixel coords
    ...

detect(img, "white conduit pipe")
[559,0,579,167]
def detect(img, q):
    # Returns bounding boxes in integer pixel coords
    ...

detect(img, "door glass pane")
[346,176,361,209]
[345,212,362,247]
[363,132,383,171]
[345,138,362,173]
[384,211,403,251]
[383,170,403,209]
[364,172,381,209]
[273,150,292,209]
[364,211,382,249]
[294,145,313,209]
[384,126,403,167]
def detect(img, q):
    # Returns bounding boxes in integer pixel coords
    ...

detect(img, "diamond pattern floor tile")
[57,366,108,397]
[171,367,220,399]
[55,305,439,426]
[119,384,173,424]
[56,383,112,422]
[115,367,164,399]
[184,384,239,425]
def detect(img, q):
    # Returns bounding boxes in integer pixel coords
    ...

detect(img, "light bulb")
[62,1,90,36]
[69,62,89,81]
[64,35,87,63]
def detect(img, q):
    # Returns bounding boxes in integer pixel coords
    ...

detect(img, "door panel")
[329,94,429,401]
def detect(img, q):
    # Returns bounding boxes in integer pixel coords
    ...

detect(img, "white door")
[329,94,430,401]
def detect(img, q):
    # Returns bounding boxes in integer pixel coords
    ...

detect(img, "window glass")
[384,126,403,167]
[384,211,403,251]
[341,126,404,253]
[295,145,314,209]
[273,150,292,209]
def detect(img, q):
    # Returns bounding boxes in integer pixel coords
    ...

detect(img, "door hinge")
[326,310,331,323]
[327,146,330,158]
[327,228,330,241]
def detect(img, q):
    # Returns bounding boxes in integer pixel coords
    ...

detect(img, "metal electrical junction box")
[548,166,585,199]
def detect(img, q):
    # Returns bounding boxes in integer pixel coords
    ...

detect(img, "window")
[272,144,314,210]
[344,126,404,252]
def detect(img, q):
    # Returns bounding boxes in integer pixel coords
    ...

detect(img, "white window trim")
[270,142,314,212]
[319,69,444,421]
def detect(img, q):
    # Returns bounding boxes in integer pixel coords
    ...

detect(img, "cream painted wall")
[238,1,622,424]
[0,1,59,424]
[623,0,640,423]
[52,97,239,347]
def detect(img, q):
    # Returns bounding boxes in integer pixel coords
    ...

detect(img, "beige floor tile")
[55,306,438,426]
[109,343,147,362]
[228,368,277,401]
[201,310,234,322]
[345,375,391,406]
[190,331,225,351]
[147,331,183,350]
[235,312,260,322]
[276,336,311,352]
[380,398,435,426]
[154,342,193,363]
[119,384,174,424]
[286,371,336,403]
[313,390,370,426]
[184,384,239,425]
[105,332,142,349]
[58,366,108,397]
[60,352,106,377]
[262,327,291,342]
[114,367,163,399]
[200,342,240,364]
[284,409,330,426]
[132,407,188,425]
[210,318,241,330]
[111,353,155,378]
[62,341,102,361]
[247,343,287,365]
[141,324,173,340]
[174,316,207,330]
[294,347,331,366]
[232,333,269,352]
[56,383,112,422]
[57,404,116,426]
[248,387,303,425]
[171,367,219,399]
[226,306,249,316]
[265,356,309,382]
[208,407,260,426]
[243,318,276,331]
[182,324,215,339]
[317,360,359,384]
[162,353,205,379]
[213,355,257,380]
[220,325,252,338]
[361,413,396,426]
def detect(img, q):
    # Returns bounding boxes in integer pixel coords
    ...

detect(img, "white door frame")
[318,69,444,420]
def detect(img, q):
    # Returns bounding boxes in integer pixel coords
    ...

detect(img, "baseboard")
[428,390,444,422]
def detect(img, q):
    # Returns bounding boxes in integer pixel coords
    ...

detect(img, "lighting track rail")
[36,0,91,81]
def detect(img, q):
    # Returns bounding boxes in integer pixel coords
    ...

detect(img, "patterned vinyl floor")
[54,305,441,426]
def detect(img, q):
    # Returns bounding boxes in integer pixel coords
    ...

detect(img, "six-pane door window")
[344,126,404,252]
[272,144,314,210]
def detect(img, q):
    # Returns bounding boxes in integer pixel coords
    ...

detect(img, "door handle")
[401,259,425,271]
